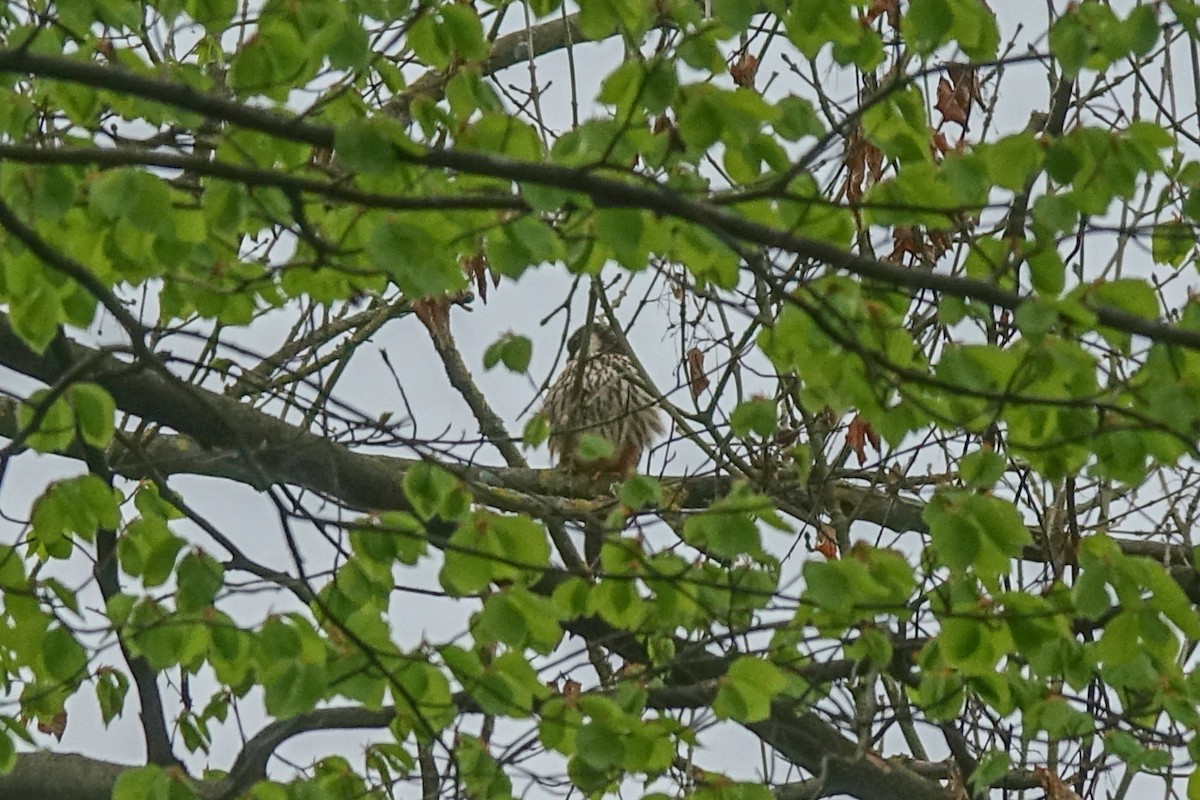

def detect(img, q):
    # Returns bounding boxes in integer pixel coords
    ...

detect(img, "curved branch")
[2,50,1199,351]
[0,143,525,214]
[0,319,1189,578]
[3,319,1192,800]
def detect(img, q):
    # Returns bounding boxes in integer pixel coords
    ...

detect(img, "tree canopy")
[2,1,1200,799]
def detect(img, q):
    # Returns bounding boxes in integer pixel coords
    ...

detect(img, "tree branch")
[3,50,1200,352]
[0,319,1190,580]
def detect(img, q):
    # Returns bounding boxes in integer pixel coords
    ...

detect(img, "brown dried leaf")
[947,63,983,105]
[862,0,900,27]
[935,77,968,126]
[1034,767,1083,800]
[844,127,886,202]
[686,347,709,400]
[846,414,880,466]
[730,52,759,89]
[38,709,67,740]
[460,252,490,303]
[927,228,952,259]
[888,226,922,263]
[936,65,982,129]
[815,524,839,559]
[561,678,582,707]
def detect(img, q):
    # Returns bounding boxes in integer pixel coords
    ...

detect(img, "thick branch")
[0,753,219,800]
[3,323,1187,800]
[0,321,1190,579]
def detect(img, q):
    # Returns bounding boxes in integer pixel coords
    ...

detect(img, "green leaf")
[351,511,427,566]
[403,463,469,522]
[903,0,953,55]
[17,389,75,453]
[263,660,327,718]
[599,59,677,117]
[483,333,533,374]
[862,86,930,165]
[96,667,130,726]
[939,616,1009,676]
[26,165,79,220]
[134,483,184,521]
[986,133,1044,191]
[176,550,224,612]
[683,504,762,560]
[484,214,564,278]
[674,222,740,288]
[112,765,171,800]
[118,515,186,587]
[959,449,1005,489]
[925,490,1031,586]
[970,750,1012,792]
[186,0,237,32]
[945,0,999,60]
[590,576,646,628]
[1084,278,1158,321]
[366,218,467,298]
[730,396,777,438]
[713,0,756,33]
[802,545,916,621]
[456,735,514,796]
[619,475,662,509]
[10,281,64,354]
[1031,194,1079,235]
[1024,244,1066,295]
[393,657,453,738]
[440,511,549,595]
[28,475,119,555]
[42,626,88,682]
[88,169,173,235]
[595,208,650,270]
[473,585,563,654]
[575,721,624,768]
[0,545,27,590]
[575,433,615,462]
[1125,4,1160,55]
[409,6,487,68]
[773,95,824,140]
[865,162,959,227]
[785,0,881,67]
[335,117,405,175]
[522,414,550,449]
[70,383,116,448]
[713,656,785,722]
[229,17,309,100]
[1048,10,1091,76]
[440,5,488,62]
[1142,561,1200,639]
[1151,220,1193,267]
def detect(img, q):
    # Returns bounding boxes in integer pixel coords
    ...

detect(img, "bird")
[540,322,665,479]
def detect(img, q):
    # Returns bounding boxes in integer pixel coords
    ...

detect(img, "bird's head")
[566,322,621,358]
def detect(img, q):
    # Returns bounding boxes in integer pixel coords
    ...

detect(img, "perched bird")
[541,322,665,478]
